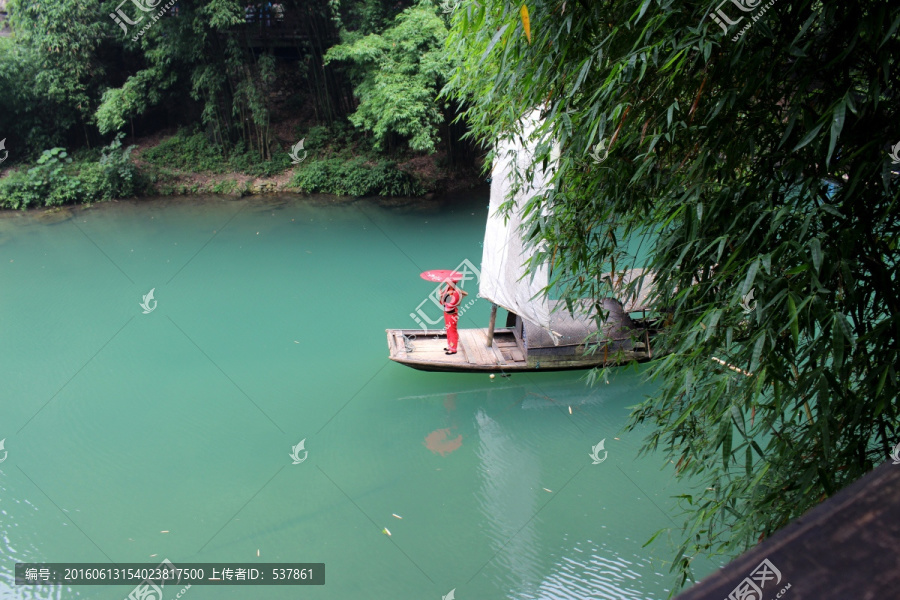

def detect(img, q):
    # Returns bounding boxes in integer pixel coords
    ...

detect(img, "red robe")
[441,287,461,352]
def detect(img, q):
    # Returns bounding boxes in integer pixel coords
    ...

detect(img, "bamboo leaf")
[722,423,732,469]
[730,404,746,436]
[750,334,765,373]
[879,12,900,48]
[478,24,509,67]
[809,238,823,274]
[642,527,669,547]
[826,97,846,167]
[792,121,825,152]
[741,259,760,297]
[787,294,799,347]
[750,440,766,460]
[520,5,531,44]
[635,0,652,22]
[832,314,845,368]
[875,366,889,397]
[570,57,593,99]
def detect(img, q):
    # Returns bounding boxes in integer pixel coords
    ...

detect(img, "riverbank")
[131,127,485,197]
[0,126,486,210]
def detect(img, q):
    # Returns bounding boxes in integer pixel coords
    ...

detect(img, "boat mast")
[485,303,498,347]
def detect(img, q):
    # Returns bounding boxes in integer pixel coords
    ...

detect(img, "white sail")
[479,112,557,340]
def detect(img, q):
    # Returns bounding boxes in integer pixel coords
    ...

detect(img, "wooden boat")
[387,298,661,372]
[387,112,662,373]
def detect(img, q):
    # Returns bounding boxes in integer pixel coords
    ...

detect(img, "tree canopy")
[445,0,900,588]
[0,0,459,159]
[325,1,452,152]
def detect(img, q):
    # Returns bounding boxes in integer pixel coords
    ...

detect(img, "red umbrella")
[420,270,464,283]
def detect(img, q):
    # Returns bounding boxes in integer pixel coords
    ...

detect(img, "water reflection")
[474,407,543,597]
[424,428,463,456]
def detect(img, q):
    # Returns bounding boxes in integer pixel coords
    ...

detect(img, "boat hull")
[386,327,655,373]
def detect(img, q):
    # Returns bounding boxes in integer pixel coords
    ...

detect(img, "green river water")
[0,189,717,600]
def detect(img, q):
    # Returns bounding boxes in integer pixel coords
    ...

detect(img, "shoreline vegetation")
[0,126,485,211]
[0,0,480,211]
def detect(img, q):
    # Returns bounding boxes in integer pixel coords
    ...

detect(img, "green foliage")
[8,0,106,131]
[0,0,472,182]
[96,67,177,135]
[1,148,81,209]
[141,130,292,176]
[143,131,230,173]
[210,179,241,194]
[228,139,293,177]
[340,0,393,35]
[0,136,143,209]
[86,134,143,201]
[303,125,334,152]
[326,1,452,153]
[445,0,900,591]
[290,157,424,196]
[0,34,66,153]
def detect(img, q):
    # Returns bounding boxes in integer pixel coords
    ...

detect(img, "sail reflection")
[473,408,543,596]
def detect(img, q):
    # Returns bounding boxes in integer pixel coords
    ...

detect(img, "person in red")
[441,281,466,355]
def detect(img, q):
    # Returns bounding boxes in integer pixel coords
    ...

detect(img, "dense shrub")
[289,158,425,197]
[0,135,143,209]
[142,131,227,173]
[142,130,292,176]
[228,140,293,177]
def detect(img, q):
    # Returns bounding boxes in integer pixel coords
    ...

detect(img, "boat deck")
[386,328,529,372]
[386,326,654,372]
